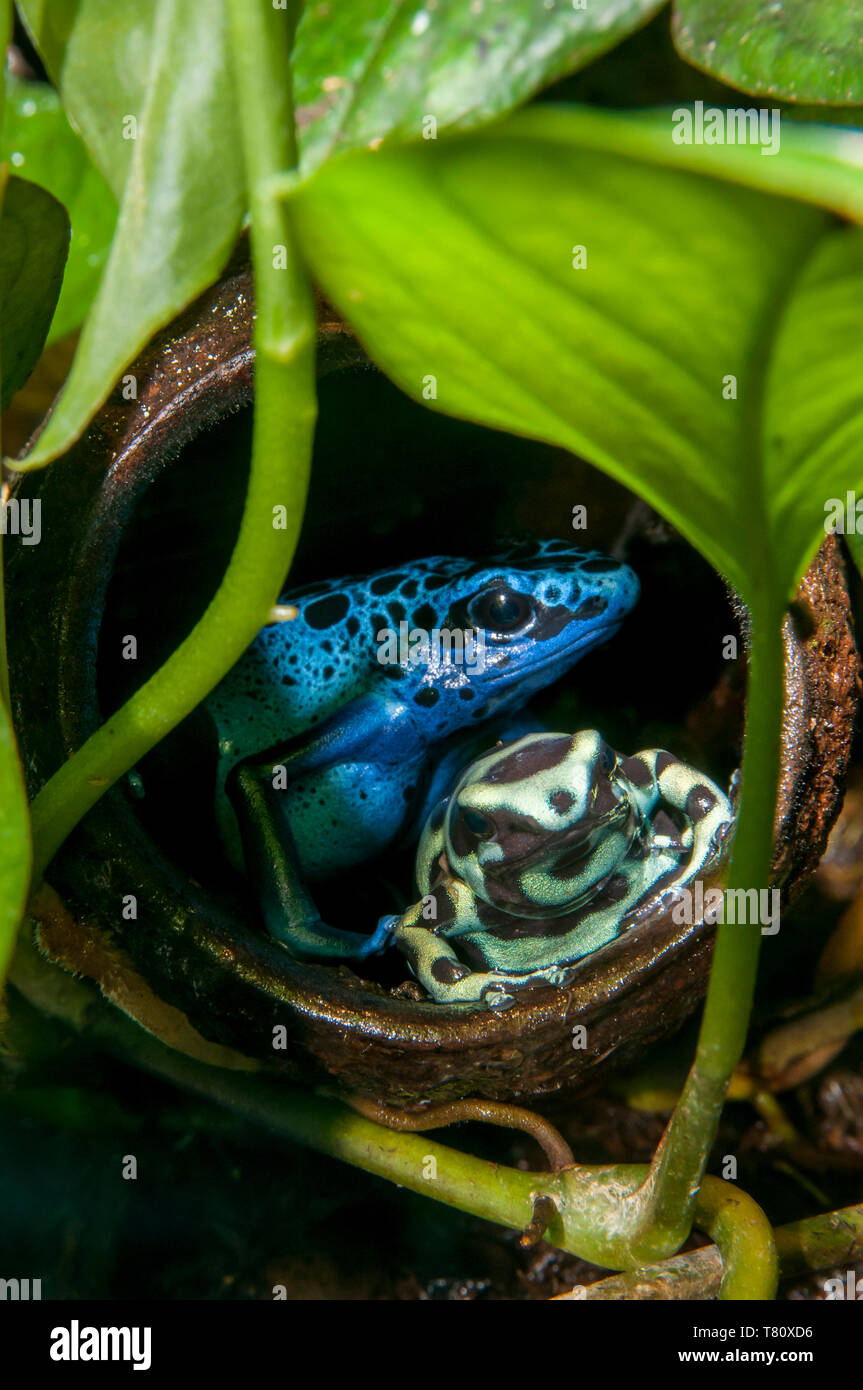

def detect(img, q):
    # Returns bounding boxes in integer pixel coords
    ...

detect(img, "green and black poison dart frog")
[205,541,639,962]
[381,730,734,1007]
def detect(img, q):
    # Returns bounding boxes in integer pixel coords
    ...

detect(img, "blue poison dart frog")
[379,730,734,1007]
[207,540,639,963]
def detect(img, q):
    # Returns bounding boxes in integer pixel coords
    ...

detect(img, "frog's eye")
[469,586,533,635]
[461,807,495,839]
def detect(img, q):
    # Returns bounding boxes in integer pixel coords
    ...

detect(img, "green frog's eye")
[461,807,495,839]
[469,586,532,634]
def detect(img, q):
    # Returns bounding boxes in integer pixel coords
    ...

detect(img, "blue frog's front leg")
[228,693,418,960]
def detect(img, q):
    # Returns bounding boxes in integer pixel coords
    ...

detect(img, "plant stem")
[632,597,786,1255]
[776,1201,863,1278]
[570,1201,863,1299]
[696,1175,779,1298]
[693,600,786,1071]
[26,0,315,887]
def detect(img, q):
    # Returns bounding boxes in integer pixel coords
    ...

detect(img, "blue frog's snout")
[467,542,639,701]
[573,554,640,631]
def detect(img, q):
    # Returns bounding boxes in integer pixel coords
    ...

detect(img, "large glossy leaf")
[15,0,664,466]
[673,0,863,106]
[292,0,665,169]
[16,0,244,467]
[765,227,863,584]
[290,106,863,603]
[0,175,69,409]
[2,76,116,343]
[0,693,31,983]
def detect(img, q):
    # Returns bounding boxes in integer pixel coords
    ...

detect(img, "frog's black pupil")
[463,808,492,838]
[482,588,528,631]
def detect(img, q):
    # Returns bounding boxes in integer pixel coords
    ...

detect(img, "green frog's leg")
[389,882,568,1006]
[229,761,393,961]
[389,881,490,1003]
[636,749,734,880]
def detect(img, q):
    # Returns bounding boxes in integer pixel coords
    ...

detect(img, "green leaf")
[16,0,244,467]
[673,0,863,106]
[292,0,666,171]
[0,693,31,984]
[14,0,667,466]
[486,105,863,224]
[766,227,863,585]
[0,174,69,409]
[291,105,863,604]
[1,75,117,343]
[16,0,159,198]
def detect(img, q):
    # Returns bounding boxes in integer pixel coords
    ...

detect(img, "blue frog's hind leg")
[228,761,394,962]
[225,691,423,961]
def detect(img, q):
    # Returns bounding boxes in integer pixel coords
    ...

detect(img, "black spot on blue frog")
[207,540,639,962]
[381,730,734,1007]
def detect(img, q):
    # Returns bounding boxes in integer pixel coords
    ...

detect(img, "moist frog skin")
[383,729,734,1006]
[207,540,639,962]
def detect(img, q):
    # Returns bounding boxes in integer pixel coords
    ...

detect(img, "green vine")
[23,0,316,887]
[631,601,787,1259]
